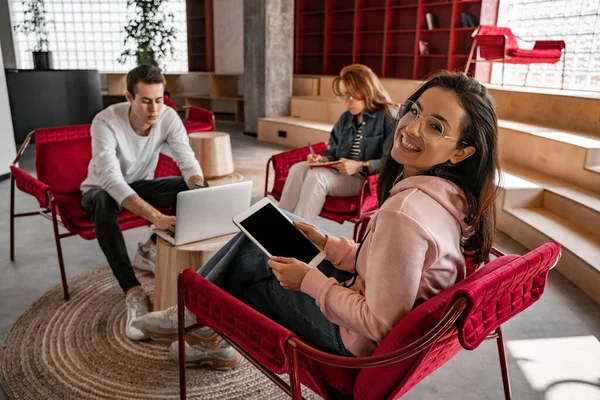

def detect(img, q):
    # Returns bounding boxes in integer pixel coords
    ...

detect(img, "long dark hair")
[376,72,500,263]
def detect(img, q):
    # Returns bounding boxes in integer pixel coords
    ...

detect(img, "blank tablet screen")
[239,203,320,264]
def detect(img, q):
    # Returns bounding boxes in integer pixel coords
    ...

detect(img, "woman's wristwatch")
[362,162,370,174]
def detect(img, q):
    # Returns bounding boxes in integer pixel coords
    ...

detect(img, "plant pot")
[33,51,54,70]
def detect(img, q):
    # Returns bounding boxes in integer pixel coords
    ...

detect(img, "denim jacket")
[324,108,395,174]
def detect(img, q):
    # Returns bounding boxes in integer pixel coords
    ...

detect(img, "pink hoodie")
[300,175,470,357]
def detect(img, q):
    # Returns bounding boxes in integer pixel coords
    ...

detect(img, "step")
[291,96,345,124]
[499,207,600,304]
[257,116,332,148]
[498,120,600,193]
[501,164,600,236]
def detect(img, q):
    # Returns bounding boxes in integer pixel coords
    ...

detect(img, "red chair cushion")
[272,177,363,215]
[322,196,359,214]
[183,121,213,133]
[506,48,563,63]
[54,194,151,240]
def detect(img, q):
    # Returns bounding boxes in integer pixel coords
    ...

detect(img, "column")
[243,0,294,134]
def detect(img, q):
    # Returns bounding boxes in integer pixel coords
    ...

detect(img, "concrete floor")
[1,123,599,399]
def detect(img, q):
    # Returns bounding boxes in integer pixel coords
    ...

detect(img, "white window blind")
[10,0,188,72]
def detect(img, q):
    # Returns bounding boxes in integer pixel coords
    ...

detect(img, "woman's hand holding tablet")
[232,197,326,268]
[292,221,327,249]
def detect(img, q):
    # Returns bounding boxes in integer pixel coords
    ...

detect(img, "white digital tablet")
[233,197,326,268]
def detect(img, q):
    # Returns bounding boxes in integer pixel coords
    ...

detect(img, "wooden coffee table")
[153,233,236,311]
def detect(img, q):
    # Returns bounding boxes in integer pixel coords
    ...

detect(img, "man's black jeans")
[81,177,189,293]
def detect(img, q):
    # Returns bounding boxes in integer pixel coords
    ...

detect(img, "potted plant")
[119,0,178,69]
[13,0,53,70]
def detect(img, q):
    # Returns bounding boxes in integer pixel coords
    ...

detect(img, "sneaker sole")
[141,328,224,350]
[131,254,155,274]
[170,349,245,371]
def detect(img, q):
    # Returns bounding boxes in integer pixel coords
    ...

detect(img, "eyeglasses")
[336,93,354,103]
[398,100,467,145]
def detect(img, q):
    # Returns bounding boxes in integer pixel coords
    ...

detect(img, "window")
[10,0,188,72]
[493,0,600,91]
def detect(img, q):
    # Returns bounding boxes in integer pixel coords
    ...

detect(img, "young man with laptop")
[80,65,205,340]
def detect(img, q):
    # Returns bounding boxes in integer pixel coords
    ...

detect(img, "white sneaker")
[125,290,150,340]
[132,242,156,274]
[169,341,244,370]
[135,306,223,350]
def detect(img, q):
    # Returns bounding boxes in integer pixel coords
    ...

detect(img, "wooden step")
[499,207,600,304]
[501,164,600,236]
[498,120,600,193]
[257,116,332,148]
[291,96,345,124]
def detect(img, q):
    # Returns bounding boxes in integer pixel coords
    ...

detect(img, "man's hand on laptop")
[187,174,205,189]
[153,213,176,232]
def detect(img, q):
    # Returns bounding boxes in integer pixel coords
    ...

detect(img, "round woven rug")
[0,267,313,399]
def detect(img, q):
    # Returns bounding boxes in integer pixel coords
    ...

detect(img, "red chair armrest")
[533,40,566,51]
[10,165,51,208]
[181,269,296,374]
[184,106,216,130]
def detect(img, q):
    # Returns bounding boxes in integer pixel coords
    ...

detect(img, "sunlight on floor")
[507,335,600,400]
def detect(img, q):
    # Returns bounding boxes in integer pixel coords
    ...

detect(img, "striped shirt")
[348,120,365,161]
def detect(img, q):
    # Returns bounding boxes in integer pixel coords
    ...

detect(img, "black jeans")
[81,177,189,293]
[199,229,356,357]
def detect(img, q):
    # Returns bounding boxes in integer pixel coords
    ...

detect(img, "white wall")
[0,40,17,176]
[0,0,17,69]
[213,0,244,74]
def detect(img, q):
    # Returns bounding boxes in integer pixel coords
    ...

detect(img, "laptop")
[152,181,253,246]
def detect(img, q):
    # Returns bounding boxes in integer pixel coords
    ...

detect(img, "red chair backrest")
[34,123,182,195]
[35,125,93,195]
[353,241,560,399]
[272,142,328,180]
[475,25,519,60]
[163,93,179,111]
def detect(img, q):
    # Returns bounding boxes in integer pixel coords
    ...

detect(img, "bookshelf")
[187,0,214,72]
[295,0,498,79]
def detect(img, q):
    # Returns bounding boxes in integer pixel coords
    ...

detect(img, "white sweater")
[81,102,203,204]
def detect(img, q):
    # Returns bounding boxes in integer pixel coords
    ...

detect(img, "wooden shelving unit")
[101,72,243,123]
[187,0,214,72]
[295,0,497,79]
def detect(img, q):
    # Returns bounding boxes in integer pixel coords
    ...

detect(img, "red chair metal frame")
[177,242,561,400]
[264,143,379,241]
[464,25,566,88]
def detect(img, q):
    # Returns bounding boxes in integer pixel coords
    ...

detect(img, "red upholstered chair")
[9,125,184,301]
[264,143,379,241]
[164,93,216,133]
[177,241,561,400]
[464,25,566,88]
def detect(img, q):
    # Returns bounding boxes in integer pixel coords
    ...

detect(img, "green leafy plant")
[13,0,52,52]
[119,0,178,68]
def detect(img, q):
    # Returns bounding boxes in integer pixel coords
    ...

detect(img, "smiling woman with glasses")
[278,64,398,222]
